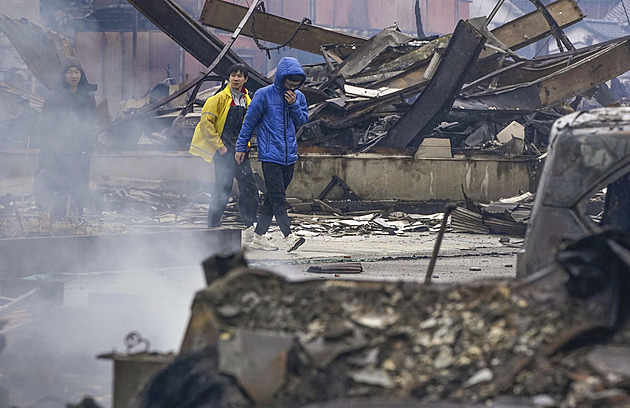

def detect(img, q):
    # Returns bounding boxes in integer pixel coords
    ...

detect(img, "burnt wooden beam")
[126,0,269,91]
[199,0,367,55]
[453,38,630,113]
[489,0,582,53]
[375,20,486,148]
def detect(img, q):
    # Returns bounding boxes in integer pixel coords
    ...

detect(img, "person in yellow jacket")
[189,64,258,232]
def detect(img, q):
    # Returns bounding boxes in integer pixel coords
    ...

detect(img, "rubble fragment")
[168,254,630,407]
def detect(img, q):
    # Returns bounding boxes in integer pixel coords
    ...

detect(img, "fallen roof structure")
[126,0,270,92]
[0,14,74,90]
[372,0,586,89]
[454,36,630,114]
[375,20,487,148]
[199,0,367,56]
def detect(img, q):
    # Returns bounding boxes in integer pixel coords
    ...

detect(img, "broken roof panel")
[0,14,74,90]
[199,0,367,56]
[337,25,417,80]
[454,36,630,113]
[377,0,584,90]
[375,20,487,148]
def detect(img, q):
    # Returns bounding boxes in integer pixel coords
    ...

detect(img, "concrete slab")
[414,138,452,159]
[241,230,519,283]
[1,150,537,203]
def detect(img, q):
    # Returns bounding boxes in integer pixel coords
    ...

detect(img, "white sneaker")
[242,225,255,244]
[249,233,278,251]
[285,233,305,252]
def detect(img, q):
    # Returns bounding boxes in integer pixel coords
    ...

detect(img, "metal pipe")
[487,0,507,25]
[425,203,457,284]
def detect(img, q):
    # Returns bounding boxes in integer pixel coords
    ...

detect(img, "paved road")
[244,230,521,283]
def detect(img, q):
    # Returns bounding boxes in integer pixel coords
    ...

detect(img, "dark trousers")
[34,150,91,217]
[255,161,294,237]
[208,150,258,227]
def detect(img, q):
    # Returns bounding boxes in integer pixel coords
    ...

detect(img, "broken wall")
[0,149,535,202]
[269,153,536,202]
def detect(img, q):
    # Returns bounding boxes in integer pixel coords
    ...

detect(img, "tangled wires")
[250,1,312,58]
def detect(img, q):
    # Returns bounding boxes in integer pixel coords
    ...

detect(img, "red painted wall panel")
[220,0,467,35]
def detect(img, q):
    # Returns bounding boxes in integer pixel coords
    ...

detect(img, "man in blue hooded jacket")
[235,57,308,252]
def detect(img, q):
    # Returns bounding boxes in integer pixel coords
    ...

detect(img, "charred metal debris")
[4,0,630,156]
[187,0,630,158]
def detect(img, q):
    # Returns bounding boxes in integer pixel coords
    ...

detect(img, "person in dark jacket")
[235,57,308,252]
[34,57,96,218]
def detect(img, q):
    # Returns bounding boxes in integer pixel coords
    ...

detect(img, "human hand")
[284,90,296,105]
[235,151,246,164]
[218,146,228,155]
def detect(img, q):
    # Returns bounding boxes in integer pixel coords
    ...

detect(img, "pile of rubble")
[142,248,629,408]
[0,180,451,238]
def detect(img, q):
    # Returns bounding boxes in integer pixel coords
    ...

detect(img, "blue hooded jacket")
[235,57,308,165]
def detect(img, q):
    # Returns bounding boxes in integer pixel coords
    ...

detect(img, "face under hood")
[59,57,97,92]
[273,57,306,91]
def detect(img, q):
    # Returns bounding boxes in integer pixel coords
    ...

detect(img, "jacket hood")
[273,57,306,91]
[59,56,97,92]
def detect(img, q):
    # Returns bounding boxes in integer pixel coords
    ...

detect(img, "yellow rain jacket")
[189,84,251,163]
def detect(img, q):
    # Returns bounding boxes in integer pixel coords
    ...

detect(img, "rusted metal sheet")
[518,107,630,277]
[199,0,366,55]
[338,26,413,80]
[376,21,486,148]
[379,0,584,89]
[0,14,74,90]
[454,38,630,114]
[126,0,269,91]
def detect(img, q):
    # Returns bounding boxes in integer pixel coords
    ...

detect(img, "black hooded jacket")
[40,57,97,156]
